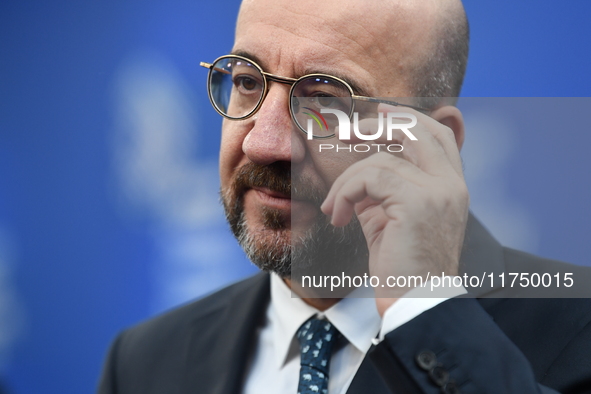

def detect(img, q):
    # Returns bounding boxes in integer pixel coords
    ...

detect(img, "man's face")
[219,0,436,277]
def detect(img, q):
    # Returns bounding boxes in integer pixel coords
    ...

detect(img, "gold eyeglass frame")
[200,54,430,139]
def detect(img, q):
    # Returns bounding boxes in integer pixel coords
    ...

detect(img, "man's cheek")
[241,190,266,226]
[219,123,248,170]
[311,150,366,189]
[290,200,322,237]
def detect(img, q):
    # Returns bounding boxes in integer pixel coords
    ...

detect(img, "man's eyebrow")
[332,75,371,97]
[229,50,267,69]
[303,67,371,97]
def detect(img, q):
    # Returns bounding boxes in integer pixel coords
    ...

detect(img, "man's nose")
[242,85,306,166]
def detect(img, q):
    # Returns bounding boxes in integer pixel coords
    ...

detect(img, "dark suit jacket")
[98,216,591,393]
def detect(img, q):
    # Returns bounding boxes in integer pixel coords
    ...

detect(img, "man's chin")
[242,203,319,245]
[235,218,293,278]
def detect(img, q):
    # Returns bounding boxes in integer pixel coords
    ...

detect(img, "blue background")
[0,1,590,393]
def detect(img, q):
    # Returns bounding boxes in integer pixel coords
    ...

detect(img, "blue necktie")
[296,317,340,394]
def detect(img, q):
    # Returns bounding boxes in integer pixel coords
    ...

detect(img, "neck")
[283,278,342,311]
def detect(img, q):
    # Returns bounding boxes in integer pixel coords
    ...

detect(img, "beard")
[221,162,369,290]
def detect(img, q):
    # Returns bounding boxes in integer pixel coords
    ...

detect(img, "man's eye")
[311,94,346,111]
[241,78,257,90]
[316,95,335,108]
[234,76,260,91]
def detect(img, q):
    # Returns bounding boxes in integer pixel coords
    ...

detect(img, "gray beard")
[221,162,369,286]
[233,210,292,277]
[231,207,368,279]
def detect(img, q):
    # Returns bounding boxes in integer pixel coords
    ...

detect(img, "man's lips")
[250,187,291,210]
[252,187,290,200]
[248,187,319,213]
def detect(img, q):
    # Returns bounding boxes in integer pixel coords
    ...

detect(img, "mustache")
[232,162,327,206]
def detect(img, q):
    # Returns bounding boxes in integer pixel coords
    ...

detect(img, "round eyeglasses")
[200,55,429,139]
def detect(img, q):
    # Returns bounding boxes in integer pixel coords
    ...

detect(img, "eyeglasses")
[200,54,429,139]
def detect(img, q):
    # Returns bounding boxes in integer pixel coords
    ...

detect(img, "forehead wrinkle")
[345,18,391,64]
[240,4,374,64]
[279,8,376,63]
[254,18,369,64]
[295,41,377,97]
[266,1,408,64]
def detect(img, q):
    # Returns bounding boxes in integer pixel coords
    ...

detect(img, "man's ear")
[429,105,465,150]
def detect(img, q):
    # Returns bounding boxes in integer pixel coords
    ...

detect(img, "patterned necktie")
[296,317,340,394]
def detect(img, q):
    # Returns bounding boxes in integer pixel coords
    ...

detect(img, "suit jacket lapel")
[182,273,271,394]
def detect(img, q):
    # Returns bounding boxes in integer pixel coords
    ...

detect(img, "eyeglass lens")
[290,77,353,138]
[209,57,265,118]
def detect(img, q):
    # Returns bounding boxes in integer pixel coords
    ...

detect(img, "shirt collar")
[270,274,381,368]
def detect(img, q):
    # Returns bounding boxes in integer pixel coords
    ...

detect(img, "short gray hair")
[413,3,470,108]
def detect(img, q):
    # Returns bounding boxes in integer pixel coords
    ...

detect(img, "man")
[98,0,591,393]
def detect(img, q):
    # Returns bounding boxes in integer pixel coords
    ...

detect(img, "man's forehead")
[233,0,442,95]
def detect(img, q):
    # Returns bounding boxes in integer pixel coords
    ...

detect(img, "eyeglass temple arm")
[200,62,231,75]
[352,95,430,113]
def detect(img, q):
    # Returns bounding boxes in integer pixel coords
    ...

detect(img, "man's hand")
[320,104,470,316]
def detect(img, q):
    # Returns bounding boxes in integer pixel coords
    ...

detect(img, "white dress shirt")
[243,274,466,394]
